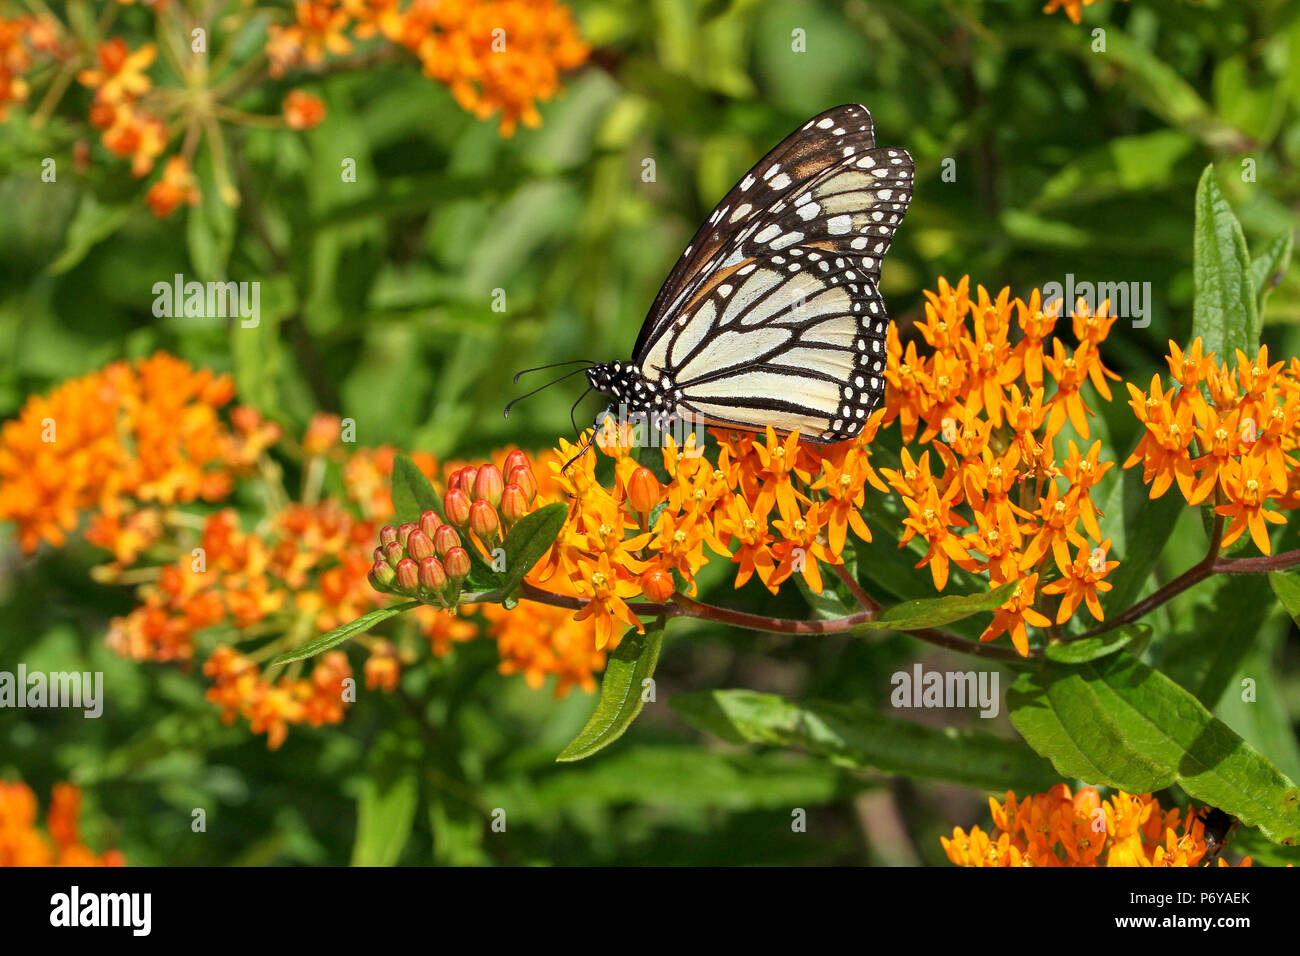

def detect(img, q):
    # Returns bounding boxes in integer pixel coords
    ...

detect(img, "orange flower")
[284,89,327,130]
[1042,0,1129,25]
[77,37,155,104]
[144,156,200,218]
[1041,539,1117,623]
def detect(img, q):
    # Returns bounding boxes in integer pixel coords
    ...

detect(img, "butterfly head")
[585,361,680,421]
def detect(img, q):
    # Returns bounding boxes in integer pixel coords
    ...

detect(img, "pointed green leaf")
[391,453,440,521]
[498,502,568,598]
[1008,653,1300,845]
[670,689,1060,793]
[1045,624,1148,664]
[852,580,1017,632]
[271,601,419,665]
[1192,165,1259,357]
[556,619,666,762]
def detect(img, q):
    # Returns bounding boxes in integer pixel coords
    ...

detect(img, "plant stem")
[515,579,1030,661]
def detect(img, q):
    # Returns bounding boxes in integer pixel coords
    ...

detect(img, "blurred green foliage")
[2,0,1300,866]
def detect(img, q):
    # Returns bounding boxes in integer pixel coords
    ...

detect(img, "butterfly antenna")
[512,359,595,385]
[568,385,594,435]
[503,365,593,419]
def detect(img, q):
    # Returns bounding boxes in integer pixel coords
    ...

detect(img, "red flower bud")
[640,569,675,603]
[384,541,405,568]
[473,463,504,507]
[443,547,471,581]
[369,559,397,592]
[444,487,471,527]
[503,450,530,476]
[373,547,386,565]
[459,466,479,496]
[406,528,434,562]
[500,483,528,524]
[419,509,442,539]
[394,557,420,592]
[397,522,418,547]
[508,465,537,502]
[469,499,500,542]
[418,556,447,593]
[627,466,661,514]
[379,525,399,548]
[433,524,461,557]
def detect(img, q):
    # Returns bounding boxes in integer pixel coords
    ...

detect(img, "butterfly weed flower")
[942,786,1250,867]
[1123,338,1300,555]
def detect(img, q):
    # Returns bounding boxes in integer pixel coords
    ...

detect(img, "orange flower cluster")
[1125,339,1300,555]
[540,418,889,649]
[80,36,170,178]
[876,277,1122,654]
[0,353,275,557]
[0,781,124,867]
[1043,0,1129,24]
[0,13,62,120]
[268,0,590,135]
[942,785,1250,867]
[205,645,353,750]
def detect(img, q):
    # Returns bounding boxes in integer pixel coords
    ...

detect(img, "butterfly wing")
[634,104,912,442]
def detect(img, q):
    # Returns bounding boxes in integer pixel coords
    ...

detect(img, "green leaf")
[1192,165,1259,358]
[391,453,440,521]
[1008,653,1300,845]
[1250,231,1293,316]
[270,601,419,665]
[498,502,568,598]
[670,689,1060,793]
[852,580,1017,632]
[47,194,131,275]
[1268,571,1300,628]
[351,770,418,866]
[556,619,666,762]
[1045,624,1148,664]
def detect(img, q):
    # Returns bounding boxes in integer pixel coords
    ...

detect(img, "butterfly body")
[581,104,913,446]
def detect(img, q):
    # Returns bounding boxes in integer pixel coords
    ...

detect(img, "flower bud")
[469,499,500,542]
[433,524,461,557]
[418,556,447,593]
[459,466,479,496]
[406,528,434,562]
[419,509,442,539]
[379,525,399,548]
[443,547,471,581]
[373,547,386,565]
[500,483,528,525]
[369,559,397,592]
[473,464,504,507]
[397,522,418,547]
[508,465,537,503]
[627,466,661,514]
[394,557,420,592]
[640,569,675,603]
[503,450,530,476]
[444,487,471,527]
[384,541,405,568]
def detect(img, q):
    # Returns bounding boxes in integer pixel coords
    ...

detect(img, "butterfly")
[509,104,913,459]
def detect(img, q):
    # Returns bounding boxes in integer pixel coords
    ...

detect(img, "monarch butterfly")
[509,104,912,459]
